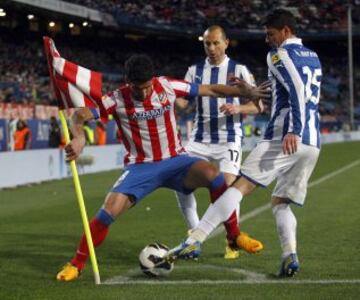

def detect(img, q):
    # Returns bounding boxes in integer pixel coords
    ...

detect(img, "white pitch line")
[103,279,360,285]
[209,159,360,238]
[307,159,360,187]
[104,264,267,284]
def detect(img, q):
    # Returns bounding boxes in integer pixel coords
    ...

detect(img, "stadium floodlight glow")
[198,36,204,41]
[69,23,74,28]
[27,14,34,20]
[82,21,88,27]
[0,12,6,17]
[49,21,55,27]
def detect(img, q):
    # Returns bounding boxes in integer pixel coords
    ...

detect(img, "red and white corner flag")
[43,36,108,120]
[44,36,102,284]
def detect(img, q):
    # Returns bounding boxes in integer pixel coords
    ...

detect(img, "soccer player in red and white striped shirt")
[57,54,269,281]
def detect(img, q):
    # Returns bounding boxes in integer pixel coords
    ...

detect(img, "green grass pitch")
[1,142,360,300]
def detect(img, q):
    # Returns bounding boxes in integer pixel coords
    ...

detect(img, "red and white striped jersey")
[102,76,199,165]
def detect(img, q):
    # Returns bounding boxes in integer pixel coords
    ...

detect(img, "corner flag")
[43,36,101,284]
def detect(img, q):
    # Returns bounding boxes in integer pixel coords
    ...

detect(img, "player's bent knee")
[232,176,256,196]
[204,167,220,182]
[187,161,219,185]
[271,196,289,207]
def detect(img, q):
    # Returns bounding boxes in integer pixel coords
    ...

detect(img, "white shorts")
[185,140,242,175]
[240,140,320,206]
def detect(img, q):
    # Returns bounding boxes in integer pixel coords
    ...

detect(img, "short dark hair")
[124,54,154,83]
[262,9,297,34]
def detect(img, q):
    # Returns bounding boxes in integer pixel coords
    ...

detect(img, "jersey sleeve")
[167,77,199,99]
[184,66,196,101]
[237,65,256,87]
[90,91,117,119]
[267,48,305,136]
[184,66,194,82]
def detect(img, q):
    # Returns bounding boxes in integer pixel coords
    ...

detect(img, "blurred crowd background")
[0,0,359,151]
[70,0,360,31]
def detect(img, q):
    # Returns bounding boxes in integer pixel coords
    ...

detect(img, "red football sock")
[224,210,240,241]
[210,181,227,203]
[210,180,227,203]
[71,218,109,271]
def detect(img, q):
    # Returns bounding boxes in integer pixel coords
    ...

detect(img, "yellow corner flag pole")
[59,110,101,285]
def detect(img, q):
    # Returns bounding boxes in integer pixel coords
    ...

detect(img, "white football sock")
[272,203,297,258]
[175,192,200,229]
[186,187,243,243]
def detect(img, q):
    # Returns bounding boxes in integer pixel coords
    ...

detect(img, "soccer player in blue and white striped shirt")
[171,10,322,277]
[175,25,264,259]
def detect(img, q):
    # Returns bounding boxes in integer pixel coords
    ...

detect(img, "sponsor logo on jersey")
[271,53,280,64]
[195,75,202,82]
[294,50,318,58]
[131,105,171,121]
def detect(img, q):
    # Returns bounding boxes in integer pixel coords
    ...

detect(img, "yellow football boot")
[224,242,240,259]
[56,263,80,281]
[236,233,264,254]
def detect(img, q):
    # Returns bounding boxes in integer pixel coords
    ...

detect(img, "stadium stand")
[65,0,360,31]
[0,0,359,151]
[1,31,358,124]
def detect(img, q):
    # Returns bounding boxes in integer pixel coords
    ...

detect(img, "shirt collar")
[280,37,303,47]
[205,55,229,68]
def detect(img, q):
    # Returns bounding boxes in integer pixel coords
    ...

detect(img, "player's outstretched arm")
[220,99,265,115]
[65,107,94,161]
[198,80,271,100]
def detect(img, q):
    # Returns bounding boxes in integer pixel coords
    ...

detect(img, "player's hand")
[253,99,265,113]
[230,77,271,100]
[64,137,85,161]
[220,103,241,115]
[247,81,272,100]
[282,133,299,155]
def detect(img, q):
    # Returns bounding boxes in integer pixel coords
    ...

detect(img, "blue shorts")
[111,154,204,203]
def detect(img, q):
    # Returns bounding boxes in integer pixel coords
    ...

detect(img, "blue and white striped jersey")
[185,55,255,144]
[265,38,322,148]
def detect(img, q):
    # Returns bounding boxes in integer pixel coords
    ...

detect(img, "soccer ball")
[139,242,174,277]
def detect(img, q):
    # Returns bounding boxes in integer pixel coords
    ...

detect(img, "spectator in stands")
[67,0,359,32]
[0,2,359,131]
[14,119,32,151]
[7,116,18,151]
[94,121,107,145]
[48,116,62,148]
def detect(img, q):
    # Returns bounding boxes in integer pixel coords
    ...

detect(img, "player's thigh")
[160,155,207,193]
[187,141,242,176]
[273,144,320,205]
[215,141,242,176]
[240,140,283,187]
[185,141,212,160]
[111,163,161,204]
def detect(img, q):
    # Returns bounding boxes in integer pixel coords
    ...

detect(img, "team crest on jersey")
[158,91,168,104]
[271,54,280,64]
